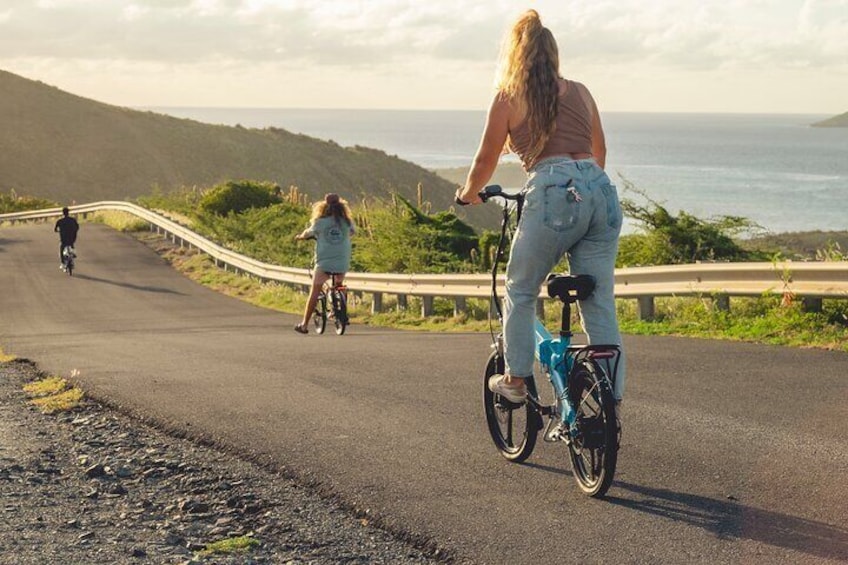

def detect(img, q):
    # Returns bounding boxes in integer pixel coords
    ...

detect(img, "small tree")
[617,178,762,267]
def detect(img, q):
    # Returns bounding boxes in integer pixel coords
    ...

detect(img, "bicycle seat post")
[559,299,573,338]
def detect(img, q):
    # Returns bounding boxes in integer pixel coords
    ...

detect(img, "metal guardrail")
[3,202,847,318]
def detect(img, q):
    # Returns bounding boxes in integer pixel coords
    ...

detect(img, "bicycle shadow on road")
[607,481,848,561]
[72,273,186,295]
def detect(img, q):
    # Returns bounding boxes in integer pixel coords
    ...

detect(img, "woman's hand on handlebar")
[454,187,482,206]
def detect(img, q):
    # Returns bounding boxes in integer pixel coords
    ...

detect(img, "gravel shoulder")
[0,359,444,564]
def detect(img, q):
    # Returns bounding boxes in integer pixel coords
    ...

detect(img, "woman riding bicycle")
[455,10,626,405]
[294,193,355,334]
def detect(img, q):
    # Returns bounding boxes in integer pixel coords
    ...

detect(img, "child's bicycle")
[468,185,621,497]
[61,244,76,276]
[312,270,349,336]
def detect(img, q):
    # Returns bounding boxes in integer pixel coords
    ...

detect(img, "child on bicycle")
[455,10,625,404]
[293,193,355,334]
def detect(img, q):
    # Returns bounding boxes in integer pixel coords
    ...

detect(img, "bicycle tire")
[333,289,348,335]
[313,293,327,334]
[66,258,73,276]
[483,351,538,463]
[566,359,618,497]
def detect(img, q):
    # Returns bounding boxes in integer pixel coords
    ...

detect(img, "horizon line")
[137,105,838,117]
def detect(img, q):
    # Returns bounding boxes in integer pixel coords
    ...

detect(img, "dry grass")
[23,376,84,414]
[88,210,150,232]
[0,347,15,363]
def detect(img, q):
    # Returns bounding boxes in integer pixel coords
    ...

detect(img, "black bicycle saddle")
[546,274,596,303]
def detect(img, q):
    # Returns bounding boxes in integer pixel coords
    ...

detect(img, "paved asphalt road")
[2,223,847,564]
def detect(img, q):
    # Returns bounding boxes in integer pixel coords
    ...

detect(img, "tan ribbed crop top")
[508,79,594,170]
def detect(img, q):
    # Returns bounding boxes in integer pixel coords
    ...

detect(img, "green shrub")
[0,189,57,213]
[199,180,281,216]
[354,195,478,273]
[617,178,764,267]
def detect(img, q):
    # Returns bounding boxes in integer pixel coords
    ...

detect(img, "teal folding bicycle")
[470,185,621,497]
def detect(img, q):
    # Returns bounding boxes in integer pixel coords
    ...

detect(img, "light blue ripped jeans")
[503,156,626,400]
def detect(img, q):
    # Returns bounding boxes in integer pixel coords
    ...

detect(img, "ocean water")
[146,107,848,234]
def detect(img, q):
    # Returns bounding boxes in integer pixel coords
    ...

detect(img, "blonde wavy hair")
[496,10,561,163]
[310,193,353,224]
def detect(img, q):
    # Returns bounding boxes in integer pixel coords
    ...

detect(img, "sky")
[1,0,846,114]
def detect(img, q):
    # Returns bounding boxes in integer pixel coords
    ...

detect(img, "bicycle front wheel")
[332,290,348,335]
[483,351,538,463]
[313,293,327,334]
[566,359,618,497]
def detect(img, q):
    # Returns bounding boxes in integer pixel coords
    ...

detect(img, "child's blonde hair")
[310,193,353,224]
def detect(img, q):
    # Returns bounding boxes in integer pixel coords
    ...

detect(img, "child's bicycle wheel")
[312,293,327,334]
[566,359,618,497]
[483,351,538,462]
[332,289,348,335]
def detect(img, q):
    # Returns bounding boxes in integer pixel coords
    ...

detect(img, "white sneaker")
[488,374,527,403]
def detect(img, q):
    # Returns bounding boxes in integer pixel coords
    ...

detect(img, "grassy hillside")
[0,69,497,227]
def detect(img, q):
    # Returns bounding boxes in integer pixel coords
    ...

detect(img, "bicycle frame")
[534,318,577,429]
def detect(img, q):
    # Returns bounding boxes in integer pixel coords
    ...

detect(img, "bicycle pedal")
[543,421,569,443]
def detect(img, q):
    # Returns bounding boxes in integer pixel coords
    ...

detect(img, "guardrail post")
[638,296,655,321]
[802,296,823,313]
[454,296,467,317]
[715,294,730,312]
[421,296,434,317]
[397,294,408,311]
[371,292,383,314]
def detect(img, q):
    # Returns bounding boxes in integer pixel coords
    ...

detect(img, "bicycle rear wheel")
[566,359,618,497]
[312,293,327,334]
[62,248,73,276]
[332,289,348,335]
[483,351,538,462]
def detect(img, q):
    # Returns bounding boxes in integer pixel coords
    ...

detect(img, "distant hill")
[0,69,496,227]
[811,111,848,127]
[744,230,848,260]
[435,162,528,191]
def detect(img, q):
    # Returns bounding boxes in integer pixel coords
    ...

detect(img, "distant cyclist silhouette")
[54,207,79,268]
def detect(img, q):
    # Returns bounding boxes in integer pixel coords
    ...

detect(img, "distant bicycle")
[463,185,621,497]
[312,270,349,335]
[61,245,76,276]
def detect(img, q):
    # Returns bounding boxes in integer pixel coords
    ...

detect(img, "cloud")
[0,0,845,112]
[1,0,845,73]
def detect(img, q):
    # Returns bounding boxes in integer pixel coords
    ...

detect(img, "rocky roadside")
[0,359,446,564]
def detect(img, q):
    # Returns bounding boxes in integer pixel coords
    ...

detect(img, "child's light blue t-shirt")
[304,216,355,273]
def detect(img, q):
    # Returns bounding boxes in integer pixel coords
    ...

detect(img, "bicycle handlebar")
[456,185,522,206]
